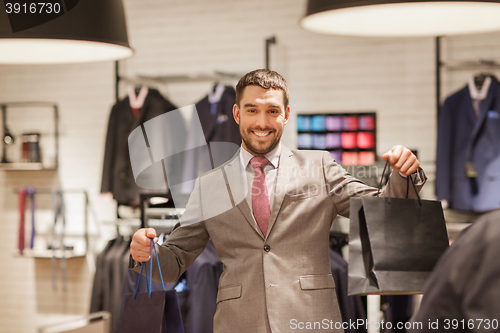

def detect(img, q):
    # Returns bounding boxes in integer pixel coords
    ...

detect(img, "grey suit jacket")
[133,146,426,333]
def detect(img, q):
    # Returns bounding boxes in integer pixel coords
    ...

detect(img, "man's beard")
[240,127,281,156]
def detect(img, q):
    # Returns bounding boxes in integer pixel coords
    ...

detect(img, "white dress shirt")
[468,76,491,118]
[240,142,281,214]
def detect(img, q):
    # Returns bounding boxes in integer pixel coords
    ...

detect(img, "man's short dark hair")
[236,69,289,108]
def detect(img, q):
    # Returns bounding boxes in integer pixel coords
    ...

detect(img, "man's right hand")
[130,228,158,262]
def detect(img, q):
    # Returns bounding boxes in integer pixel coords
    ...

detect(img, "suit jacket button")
[264,245,270,252]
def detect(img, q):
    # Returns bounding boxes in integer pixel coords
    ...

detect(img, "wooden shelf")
[13,249,85,259]
[1,102,59,171]
[0,162,57,171]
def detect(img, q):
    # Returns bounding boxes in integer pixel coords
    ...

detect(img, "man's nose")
[254,112,269,128]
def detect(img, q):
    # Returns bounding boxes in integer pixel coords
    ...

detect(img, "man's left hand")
[382,145,419,176]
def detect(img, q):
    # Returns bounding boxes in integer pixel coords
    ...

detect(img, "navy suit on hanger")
[181,85,241,191]
[436,79,500,212]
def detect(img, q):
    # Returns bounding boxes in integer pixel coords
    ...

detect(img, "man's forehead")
[241,85,284,104]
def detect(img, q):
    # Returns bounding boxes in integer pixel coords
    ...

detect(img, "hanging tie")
[18,188,26,254]
[250,157,271,236]
[26,187,35,249]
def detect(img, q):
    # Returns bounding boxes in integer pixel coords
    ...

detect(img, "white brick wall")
[1,0,500,331]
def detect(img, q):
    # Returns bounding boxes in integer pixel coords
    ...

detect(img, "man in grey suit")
[130,69,425,332]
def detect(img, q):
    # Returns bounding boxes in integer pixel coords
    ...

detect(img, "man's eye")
[270,110,278,114]
[248,109,256,113]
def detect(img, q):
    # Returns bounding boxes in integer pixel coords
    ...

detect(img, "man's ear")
[233,103,240,125]
[283,106,291,124]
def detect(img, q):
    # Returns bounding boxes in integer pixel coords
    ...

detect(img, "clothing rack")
[113,35,278,102]
[114,63,242,103]
[435,36,500,119]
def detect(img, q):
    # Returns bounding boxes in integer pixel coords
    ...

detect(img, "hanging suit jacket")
[197,85,240,144]
[436,79,500,212]
[90,237,131,333]
[329,250,366,333]
[101,89,182,205]
[182,86,241,186]
[132,146,426,333]
[409,209,500,332]
[90,238,118,313]
[184,240,223,333]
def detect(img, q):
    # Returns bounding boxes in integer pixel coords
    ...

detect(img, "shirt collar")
[240,142,281,170]
[468,76,491,100]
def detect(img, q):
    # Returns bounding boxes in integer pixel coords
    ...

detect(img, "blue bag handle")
[133,238,165,299]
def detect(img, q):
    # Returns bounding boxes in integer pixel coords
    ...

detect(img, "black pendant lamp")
[301,0,500,37]
[0,0,133,64]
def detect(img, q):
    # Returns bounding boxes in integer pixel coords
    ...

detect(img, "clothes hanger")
[474,72,488,90]
[134,85,143,97]
[470,72,493,98]
[473,72,497,90]
[209,82,226,104]
[128,85,149,109]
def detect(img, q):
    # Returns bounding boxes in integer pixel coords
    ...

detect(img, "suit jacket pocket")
[290,189,319,201]
[216,284,242,303]
[299,274,335,290]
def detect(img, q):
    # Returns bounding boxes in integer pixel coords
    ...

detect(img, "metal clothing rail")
[114,35,278,102]
[124,71,242,83]
[441,59,500,70]
[114,64,243,102]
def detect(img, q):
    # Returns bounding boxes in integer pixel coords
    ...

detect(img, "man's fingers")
[132,254,151,262]
[389,146,403,166]
[130,244,151,262]
[405,161,420,176]
[399,154,416,175]
[394,149,412,169]
[130,228,157,262]
[145,228,157,239]
[135,228,156,246]
[130,243,150,255]
[384,145,419,175]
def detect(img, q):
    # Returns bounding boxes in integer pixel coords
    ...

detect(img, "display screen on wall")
[297,112,377,166]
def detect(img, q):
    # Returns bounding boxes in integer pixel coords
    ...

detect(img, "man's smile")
[252,130,272,138]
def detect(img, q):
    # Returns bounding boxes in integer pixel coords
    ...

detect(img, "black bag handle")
[377,157,392,198]
[377,157,422,206]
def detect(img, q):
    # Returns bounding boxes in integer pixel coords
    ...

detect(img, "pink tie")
[250,157,271,236]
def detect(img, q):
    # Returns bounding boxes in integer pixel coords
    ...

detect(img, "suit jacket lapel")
[197,96,218,142]
[266,145,293,238]
[468,81,497,159]
[223,149,265,238]
[130,89,152,130]
[464,86,479,126]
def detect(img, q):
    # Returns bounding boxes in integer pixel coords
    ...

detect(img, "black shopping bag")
[348,159,449,296]
[120,240,184,333]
